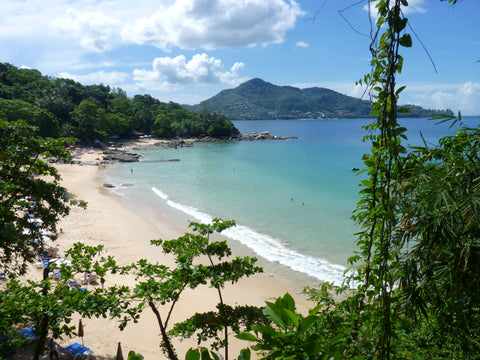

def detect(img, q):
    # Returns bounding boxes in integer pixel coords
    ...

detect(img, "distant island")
[185,78,453,120]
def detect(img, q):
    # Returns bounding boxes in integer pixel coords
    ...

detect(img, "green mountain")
[188,78,453,120]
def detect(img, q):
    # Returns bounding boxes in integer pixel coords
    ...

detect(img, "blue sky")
[1,0,479,115]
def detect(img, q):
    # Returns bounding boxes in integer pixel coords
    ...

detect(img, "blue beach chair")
[67,281,87,291]
[20,327,36,340]
[50,269,62,280]
[64,342,94,359]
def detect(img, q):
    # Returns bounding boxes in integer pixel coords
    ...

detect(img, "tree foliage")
[0,63,240,143]
[0,119,74,276]
[394,115,480,354]
[0,243,134,360]
[125,218,264,360]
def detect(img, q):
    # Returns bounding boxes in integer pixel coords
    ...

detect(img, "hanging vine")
[350,0,411,357]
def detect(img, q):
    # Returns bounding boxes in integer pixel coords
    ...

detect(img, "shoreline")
[101,138,348,287]
[35,142,314,359]
[99,139,346,291]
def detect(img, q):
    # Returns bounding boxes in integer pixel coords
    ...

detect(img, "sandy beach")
[24,141,313,359]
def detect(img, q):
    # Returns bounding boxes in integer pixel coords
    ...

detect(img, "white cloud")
[296,41,309,48]
[401,0,427,15]
[411,81,480,115]
[122,0,305,50]
[292,81,368,99]
[57,70,130,85]
[365,0,427,19]
[53,9,119,52]
[1,0,304,51]
[289,80,480,115]
[0,0,304,75]
[133,53,246,90]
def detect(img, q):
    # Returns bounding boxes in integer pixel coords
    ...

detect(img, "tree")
[0,242,134,360]
[153,111,174,138]
[171,220,266,360]
[0,119,107,359]
[71,100,107,141]
[393,117,480,355]
[0,119,74,276]
[133,103,155,134]
[0,62,241,143]
[0,98,60,137]
[125,218,264,360]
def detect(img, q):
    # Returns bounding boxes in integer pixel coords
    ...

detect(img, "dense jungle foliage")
[0,62,239,143]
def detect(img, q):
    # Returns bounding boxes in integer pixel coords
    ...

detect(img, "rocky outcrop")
[98,132,295,164]
[239,131,297,141]
[158,140,195,148]
[102,149,141,163]
[193,131,297,142]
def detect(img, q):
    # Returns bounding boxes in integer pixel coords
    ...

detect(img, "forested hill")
[0,63,239,143]
[187,78,453,120]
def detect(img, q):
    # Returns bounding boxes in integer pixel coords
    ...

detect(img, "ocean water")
[101,117,480,286]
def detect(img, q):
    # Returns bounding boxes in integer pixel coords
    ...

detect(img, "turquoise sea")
[101,117,480,286]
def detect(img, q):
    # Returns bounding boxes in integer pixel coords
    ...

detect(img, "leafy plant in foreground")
[0,242,133,360]
[126,218,264,360]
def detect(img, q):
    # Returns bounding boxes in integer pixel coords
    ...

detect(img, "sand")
[26,142,313,359]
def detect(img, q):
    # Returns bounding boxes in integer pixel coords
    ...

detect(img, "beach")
[27,140,313,359]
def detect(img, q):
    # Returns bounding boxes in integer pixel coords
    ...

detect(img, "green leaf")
[395,85,407,95]
[237,348,251,360]
[200,347,218,360]
[399,34,412,47]
[298,315,317,333]
[251,325,277,336]
[280,293,296,312]
[308,304,322,316]
[397,17,408,32]
[235,332,258,342]
[263,303,286,328]
[186,349,201,360]
[283,308,299,327]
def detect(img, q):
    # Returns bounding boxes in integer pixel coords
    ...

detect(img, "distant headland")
[184,78,454,120]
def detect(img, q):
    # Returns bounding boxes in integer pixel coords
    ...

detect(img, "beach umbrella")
[116,342,124,360]
[78,319,84,345]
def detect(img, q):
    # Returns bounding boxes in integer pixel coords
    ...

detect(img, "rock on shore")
[238,131,297,141]
[102,149,141,163]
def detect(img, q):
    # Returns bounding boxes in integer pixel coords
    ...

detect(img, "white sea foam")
[152,187,169,200]
[151,187,347,286]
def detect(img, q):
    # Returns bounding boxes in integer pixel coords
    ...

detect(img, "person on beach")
[48,338,59,360]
